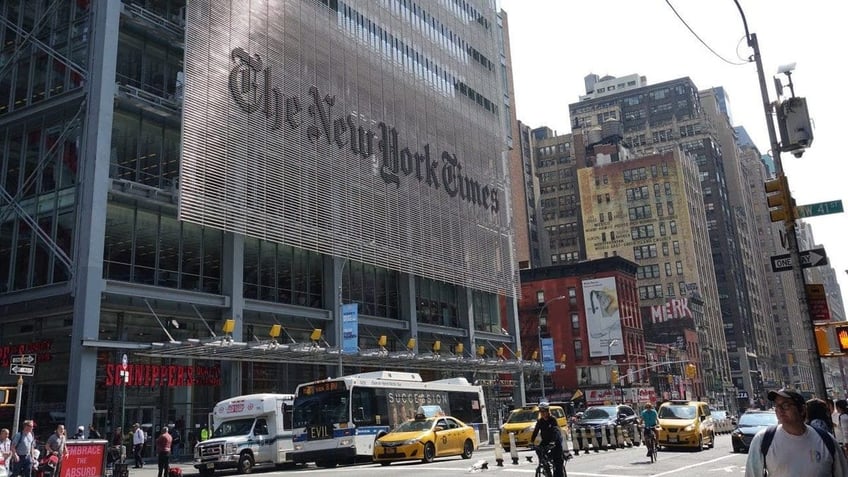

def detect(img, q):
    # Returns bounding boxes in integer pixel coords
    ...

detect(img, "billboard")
[582,277,624,357]
[180,0,515,297]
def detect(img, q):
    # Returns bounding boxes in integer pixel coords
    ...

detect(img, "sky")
[499,0,848,311]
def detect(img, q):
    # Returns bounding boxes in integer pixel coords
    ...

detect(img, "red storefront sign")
[105,363,221,387]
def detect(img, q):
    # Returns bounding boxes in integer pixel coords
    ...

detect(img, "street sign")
[10,354,35,365]
[601,359,617,365]
[795,199,844,219]
[800,248,828,268]
[770,253,792,272]
[769,248,828,272]
[10,364,34,376]
[806,284,831,322]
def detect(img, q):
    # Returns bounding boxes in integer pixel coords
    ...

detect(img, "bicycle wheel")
[650,438,657,463]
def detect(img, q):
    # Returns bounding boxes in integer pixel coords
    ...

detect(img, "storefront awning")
[129,337,539,374]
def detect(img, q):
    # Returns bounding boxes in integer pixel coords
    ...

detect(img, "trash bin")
[113,462,130,477]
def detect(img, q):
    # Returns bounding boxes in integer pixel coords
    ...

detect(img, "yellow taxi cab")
[499,403,570,450]
[657,400,715,450]
[373,409,478,465]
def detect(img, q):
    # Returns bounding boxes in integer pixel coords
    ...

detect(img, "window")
[665,263,672,276]
[568,287,577,305]
[571,312,579,330]
[673,241,680,255]
[662,242,669,256]
[573,340,583,360]
[667,201,675,215]
[676,261,684,275]
[670,220,678,234]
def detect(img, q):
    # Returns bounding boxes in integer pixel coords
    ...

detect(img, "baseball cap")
[767,388,805,409]
[78,426,84,432]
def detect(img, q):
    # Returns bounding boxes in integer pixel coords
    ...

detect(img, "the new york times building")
[0,0,517,439]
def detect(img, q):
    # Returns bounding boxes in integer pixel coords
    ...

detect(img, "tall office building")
[0,0,518,432]
[701,88,773,401]
[577,145,723,402]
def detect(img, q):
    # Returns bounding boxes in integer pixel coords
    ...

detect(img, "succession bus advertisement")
[582,277,624,357]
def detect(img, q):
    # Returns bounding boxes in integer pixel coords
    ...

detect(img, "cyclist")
[531,402,565,477]
[641,402,659,457]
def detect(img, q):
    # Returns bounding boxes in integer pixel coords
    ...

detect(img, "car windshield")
[582,407,615,419]
[738,412,778,427]
[212,418,255,438]
[394,419,433,433]
[658,405,696,419]
[506,410,538,423]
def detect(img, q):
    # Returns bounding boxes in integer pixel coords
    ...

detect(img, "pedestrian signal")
[836,326,848,353]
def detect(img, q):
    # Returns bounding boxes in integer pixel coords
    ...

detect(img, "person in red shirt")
[155,426,172,477]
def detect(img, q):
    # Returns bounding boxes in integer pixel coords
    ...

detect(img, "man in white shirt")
[132,423,146,469]
[746,389,848,477]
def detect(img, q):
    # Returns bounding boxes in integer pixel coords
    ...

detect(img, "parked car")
[731,410,777,453]
[575,404,637,438]
[373,414,478,465]
[657,400,715,450]
[499,404,569,450]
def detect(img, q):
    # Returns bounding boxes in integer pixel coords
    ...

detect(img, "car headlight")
[522,425,535,433]
[226,443,238,454]
[683,425,695,432]
[375,440,384,447]
[731,430,741,437]
[401,439,420,445]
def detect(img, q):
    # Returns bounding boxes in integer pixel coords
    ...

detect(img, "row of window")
[638,282,690,300]
[550,251,579,264]
[622,163,671,183]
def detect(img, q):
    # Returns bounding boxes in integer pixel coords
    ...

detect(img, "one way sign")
[770,248,828,272]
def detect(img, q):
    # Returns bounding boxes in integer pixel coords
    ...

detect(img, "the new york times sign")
[180,0,515,297]
[227,47,500,213]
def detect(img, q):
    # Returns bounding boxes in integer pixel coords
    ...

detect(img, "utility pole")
[734,1,827,397]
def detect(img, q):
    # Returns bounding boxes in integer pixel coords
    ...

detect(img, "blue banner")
[541,338,555,373]
[342,303,359,354]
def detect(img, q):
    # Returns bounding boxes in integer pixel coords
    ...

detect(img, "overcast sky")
[499,0,848,311]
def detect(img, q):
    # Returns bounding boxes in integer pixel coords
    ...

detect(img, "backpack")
[761,424,836,472]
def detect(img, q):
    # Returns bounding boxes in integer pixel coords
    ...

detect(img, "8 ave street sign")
[10,354,35,365]
[770,248,828,272]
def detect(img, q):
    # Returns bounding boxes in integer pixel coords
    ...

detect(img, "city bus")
[290,371,487,467]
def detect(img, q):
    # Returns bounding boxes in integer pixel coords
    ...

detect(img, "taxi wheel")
[461,439,474,459]
[695,435,703,452]
[708,432,715,449]
[380,461,391,466]
[422,442,436,463]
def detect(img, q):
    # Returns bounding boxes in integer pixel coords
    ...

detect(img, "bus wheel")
[380,461,391,466]
[238,453,254,474]
[316,461,338,468]
[461,439,474,459]
[422,442,436,463]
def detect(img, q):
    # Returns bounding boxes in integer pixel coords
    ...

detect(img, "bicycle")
[530,442,571,477]
[643,426,659,463]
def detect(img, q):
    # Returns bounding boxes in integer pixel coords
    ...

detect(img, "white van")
[194,393,295,476]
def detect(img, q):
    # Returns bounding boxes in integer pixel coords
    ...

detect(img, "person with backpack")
[9,420,36,477]
[745,389,848,477]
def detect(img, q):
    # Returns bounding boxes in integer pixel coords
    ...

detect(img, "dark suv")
[576,404,637,437]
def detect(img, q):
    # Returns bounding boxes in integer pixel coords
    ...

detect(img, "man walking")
[155,426,172,477]
[10,420,36,477]
[132,423,145,468]
[746,388,848,476]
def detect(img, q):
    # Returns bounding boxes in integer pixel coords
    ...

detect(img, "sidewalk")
[108,458,196,477]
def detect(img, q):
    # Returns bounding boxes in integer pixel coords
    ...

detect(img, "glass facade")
[0,0,516,439]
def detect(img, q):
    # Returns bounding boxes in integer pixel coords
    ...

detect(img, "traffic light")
[764,175,794,223]
[836,325,848,353]
[685,363,697,379]
[610,368,619,384]
[815,327,830,355]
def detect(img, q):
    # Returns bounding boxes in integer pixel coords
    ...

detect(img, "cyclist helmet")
[538,402,550,411]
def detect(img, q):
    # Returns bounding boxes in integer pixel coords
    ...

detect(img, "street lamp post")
[608,339,619,404]
[536,292,567,402]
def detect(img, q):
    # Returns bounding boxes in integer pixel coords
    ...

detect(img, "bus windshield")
[213,418,255,437]
[293,389,350,428]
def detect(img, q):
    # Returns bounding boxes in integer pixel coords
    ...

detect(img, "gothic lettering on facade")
[228,48,500,214]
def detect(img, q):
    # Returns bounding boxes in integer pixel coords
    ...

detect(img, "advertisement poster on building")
[342,303,359,354]
[582,277,624,357]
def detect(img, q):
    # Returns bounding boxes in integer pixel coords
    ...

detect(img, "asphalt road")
[124,433,750,477]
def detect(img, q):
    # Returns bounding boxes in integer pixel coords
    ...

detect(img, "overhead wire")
[664,0,749,66]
